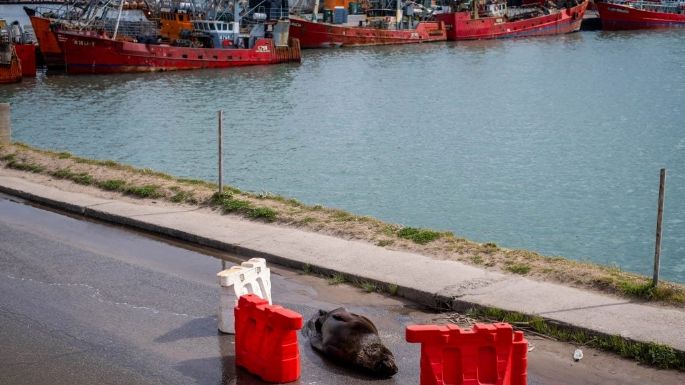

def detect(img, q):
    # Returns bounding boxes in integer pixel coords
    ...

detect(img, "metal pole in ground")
[0,103,10,145]
[218,110,224,195]
[653,168,666,286]
[218,110,226,272]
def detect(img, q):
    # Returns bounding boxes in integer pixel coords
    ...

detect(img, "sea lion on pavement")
[304,307,398,377]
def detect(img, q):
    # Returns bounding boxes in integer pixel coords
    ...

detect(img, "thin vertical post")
[218,110,223,195]
[0,103,10,145]
[653,168,666,286]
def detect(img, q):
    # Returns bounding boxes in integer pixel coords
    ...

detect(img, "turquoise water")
[2,5,684,282]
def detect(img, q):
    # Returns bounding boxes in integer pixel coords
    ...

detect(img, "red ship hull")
[288,17,447,48]
[15,43,36,77]
[435,0,589,40]
[29,15,64,68]
[596,1,685,30]
[57,31,301,75]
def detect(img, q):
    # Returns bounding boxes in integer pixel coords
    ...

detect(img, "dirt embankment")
[1,143,683,305]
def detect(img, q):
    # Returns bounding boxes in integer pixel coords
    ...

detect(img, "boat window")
[198,55,203,59]
[205,22,211,30]
[228,23,233,31]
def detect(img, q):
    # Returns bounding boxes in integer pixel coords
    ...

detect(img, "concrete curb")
[1,180,685,363]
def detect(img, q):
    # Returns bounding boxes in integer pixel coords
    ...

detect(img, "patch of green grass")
[471,255,484,265]
[98,179,126,191]
[6,159,44,173]
[299,217,316,225]
[52,168,94,186]
[617,281,685,303]
[124,184,163,199]
[177,178,204,185]
[140,167,174,180]
[211,191,233,205]
[386,284,399,296]
[382,225,398,237]
[222,199,251,213]
[327,273,346,285]
[57,151,72,159]
[332,211,355,222]
[505,263,531,275]
[467,307,685,370]
[481,242,499,254]
[361,281,377,293]
[51,169,73,179]
[71,173,94,185]
[211,191,274,219]
[1,153,16,162]
[376,239,394,247]
[287,198,304,207]
[171,190,194,203]
[248,207,277,221]
[302,264,312,274]
[620,281,655,299]
[397,227,441,245]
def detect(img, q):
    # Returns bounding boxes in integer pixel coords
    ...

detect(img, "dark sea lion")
[304,307,398,377]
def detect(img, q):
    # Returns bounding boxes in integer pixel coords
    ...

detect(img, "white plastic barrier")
[217,258,272,334]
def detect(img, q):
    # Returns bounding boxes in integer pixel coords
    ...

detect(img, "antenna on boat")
[113,0,126,39]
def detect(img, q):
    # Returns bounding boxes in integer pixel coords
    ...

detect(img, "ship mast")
[113,0,126,39]
[312,0,320,22]
[396,0,402,29]
[472,0,479,20]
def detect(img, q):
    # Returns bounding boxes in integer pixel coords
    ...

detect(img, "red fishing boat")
[434,0,589,40]
[289,17,446,47]
[25,4,158,69]
[289,0,447,48]
[596,0,685,30]
[26,12,64,68]
[57,19,300,74]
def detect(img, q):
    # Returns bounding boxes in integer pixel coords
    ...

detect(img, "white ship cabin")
[192,20,241,48]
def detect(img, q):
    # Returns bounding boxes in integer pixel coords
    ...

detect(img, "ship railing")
[90,18,159,38]
[603,0,685,12]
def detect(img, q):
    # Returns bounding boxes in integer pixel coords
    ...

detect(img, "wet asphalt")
[0,195,681,385]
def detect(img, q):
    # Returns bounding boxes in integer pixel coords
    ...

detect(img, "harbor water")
[2,5,684,282]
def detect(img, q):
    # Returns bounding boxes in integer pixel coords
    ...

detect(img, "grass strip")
[467,307,685,370]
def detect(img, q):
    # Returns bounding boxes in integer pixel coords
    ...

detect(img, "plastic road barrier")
[235,294,303,383]
[218,258,272,333]
[406,322,528,385]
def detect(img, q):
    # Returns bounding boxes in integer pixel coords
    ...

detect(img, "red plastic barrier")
[234,294,303,383]
[406,323,527,385]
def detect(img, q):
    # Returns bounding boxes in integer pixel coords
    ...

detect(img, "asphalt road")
[0,195,680,385]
